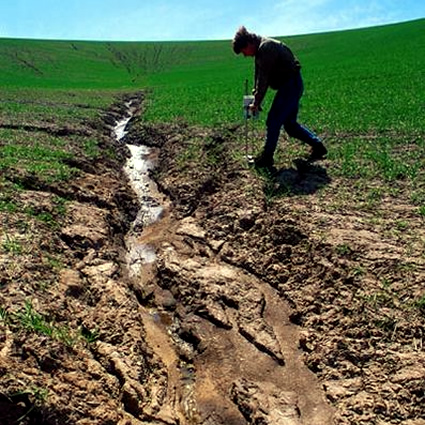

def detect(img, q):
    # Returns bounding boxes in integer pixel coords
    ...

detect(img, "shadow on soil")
[0,395,51,425]
[260,159,331,198]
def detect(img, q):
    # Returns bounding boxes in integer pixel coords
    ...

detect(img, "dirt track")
[1,95,424,424]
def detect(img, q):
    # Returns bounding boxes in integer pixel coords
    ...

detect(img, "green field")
[0,18,424,195]
[1,18,424,129]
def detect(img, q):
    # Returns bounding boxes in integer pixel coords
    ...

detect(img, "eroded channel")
[114,105,161,276]
[115,104,199,424]
[114,103,334,425]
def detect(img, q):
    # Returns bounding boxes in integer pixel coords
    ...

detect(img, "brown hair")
[232,26,260,54]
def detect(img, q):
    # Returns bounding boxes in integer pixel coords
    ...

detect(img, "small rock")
[392,366,425,383]
[156,289,177,310]
[209,239,225,252]
[59,269,84,297]
[177,217,206,239]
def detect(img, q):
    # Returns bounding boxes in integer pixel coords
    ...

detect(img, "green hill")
[0,18,424,131]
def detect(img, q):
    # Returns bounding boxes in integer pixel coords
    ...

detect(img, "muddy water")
[114,107,199,423]
[114,108,163,277]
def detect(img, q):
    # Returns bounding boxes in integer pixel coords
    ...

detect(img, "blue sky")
[0,0,423,41]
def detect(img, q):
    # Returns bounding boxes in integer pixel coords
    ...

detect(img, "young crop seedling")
[13,300,77,347]
[80,325,100,344]
[2,234,23,255]
[0,306,9,323]
[336,243,352,256]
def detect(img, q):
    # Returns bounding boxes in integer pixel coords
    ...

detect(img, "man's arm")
[253,42,275,108]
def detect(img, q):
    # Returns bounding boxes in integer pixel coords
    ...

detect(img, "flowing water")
[114,105,163,277]
[113,105,199,424]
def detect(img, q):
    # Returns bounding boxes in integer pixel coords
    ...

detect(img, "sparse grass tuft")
[13,386,49,423]
[335,243,352,256]
[415,295,425,314]
[80,326,100,344]
[0,306,9,322]
[14,300,77,347]
[0,199,18,213]
[2,234,23,255]
[15,300,55,337]
[176,138,203,171]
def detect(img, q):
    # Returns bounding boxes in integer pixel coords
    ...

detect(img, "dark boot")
[254,152,274,169]
[308,143,327,161]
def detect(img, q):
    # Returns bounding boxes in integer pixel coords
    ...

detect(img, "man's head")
[232,26,260,56]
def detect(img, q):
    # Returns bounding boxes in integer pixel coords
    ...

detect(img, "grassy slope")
[296,19,425,134]
[143,18,425,134]
[0,18,424,220]
[0,19,423,130]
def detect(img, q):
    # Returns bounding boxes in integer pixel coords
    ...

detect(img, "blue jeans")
[264,71,321,157]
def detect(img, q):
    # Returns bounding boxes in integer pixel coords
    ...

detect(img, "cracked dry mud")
[1,95,424,425]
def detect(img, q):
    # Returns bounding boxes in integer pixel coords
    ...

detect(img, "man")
[232,26,327,168]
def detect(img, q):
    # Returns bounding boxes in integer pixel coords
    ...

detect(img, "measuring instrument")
[243,79,259,163]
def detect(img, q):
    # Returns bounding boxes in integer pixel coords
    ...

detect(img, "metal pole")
[244,79,249,158]
[243,79,257,164]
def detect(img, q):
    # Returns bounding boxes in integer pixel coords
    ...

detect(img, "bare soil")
[1,95,424,425]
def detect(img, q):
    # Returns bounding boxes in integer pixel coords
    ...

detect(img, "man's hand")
[249,104,260,114]
[247,103,261,119]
